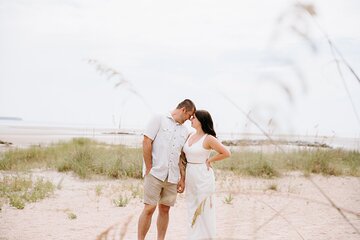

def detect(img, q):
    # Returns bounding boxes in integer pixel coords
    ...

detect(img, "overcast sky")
[0,0,359,137]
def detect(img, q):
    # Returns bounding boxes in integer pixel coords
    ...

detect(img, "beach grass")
[1,138,359,179]
[0,175,54,209]
[215,148,360,177]
[113,194,130,207]
[0,138,143,179]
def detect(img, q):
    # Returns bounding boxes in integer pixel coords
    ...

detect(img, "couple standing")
[138,99,231,240]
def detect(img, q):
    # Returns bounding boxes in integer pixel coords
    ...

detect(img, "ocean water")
[1,120,359,151]
[0,120,142,148]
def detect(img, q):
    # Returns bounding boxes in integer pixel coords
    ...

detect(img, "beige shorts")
[143,174,177,206]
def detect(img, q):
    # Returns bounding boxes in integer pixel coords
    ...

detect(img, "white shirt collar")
[167,112,181,125]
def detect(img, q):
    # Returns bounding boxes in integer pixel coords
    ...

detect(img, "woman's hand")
[206,158,213,171]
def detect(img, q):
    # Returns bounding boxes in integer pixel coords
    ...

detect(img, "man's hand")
[145,167,152,176]
[177,178,185,193]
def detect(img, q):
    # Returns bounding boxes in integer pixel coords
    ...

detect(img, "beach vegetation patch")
[113,194,130,207]
[215,148,360,177]
[0,175,54,209]
[1,138,359,178]
[1,138,143,179]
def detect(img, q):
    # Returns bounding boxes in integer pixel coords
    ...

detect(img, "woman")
[183,110,231,239]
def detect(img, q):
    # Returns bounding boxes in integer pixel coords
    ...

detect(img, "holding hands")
[177,179,185,193]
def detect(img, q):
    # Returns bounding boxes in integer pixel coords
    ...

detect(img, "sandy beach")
[1,170,359,240]
[1,124,360,239]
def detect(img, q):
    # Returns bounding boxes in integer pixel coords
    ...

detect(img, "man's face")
[181,108,195,123]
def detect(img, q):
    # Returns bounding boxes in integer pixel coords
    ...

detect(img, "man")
[138,99,196,240]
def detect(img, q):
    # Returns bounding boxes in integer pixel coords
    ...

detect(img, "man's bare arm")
[143,136,153,175]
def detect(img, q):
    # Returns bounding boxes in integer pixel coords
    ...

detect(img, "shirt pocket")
[159,127,171,141]
[160,127,170,137]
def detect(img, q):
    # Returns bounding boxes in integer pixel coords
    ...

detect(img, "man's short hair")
[176,99,196,112]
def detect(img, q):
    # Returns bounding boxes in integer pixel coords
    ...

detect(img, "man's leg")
[139,173,164,239]
[157,204,170,240]
[138,204,157,240]
[157,179,177,240]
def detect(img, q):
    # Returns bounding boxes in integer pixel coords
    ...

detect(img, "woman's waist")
[186,159,207,164]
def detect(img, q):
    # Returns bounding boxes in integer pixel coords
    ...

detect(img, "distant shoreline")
[0,117,22,121]
[222,139,332,149]
[0,123,359,151]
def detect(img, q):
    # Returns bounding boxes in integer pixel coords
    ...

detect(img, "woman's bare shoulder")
[204,134,218,148]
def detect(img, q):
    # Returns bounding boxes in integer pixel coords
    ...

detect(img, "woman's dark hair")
[195,110,216,137]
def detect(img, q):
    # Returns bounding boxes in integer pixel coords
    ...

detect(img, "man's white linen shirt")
[143,113,189,184]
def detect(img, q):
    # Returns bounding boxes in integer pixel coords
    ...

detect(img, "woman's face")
[190,115,202,129]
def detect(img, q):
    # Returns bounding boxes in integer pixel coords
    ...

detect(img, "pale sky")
[0,0,360,137]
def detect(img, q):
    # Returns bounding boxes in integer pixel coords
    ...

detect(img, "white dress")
[183,134,216,240]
